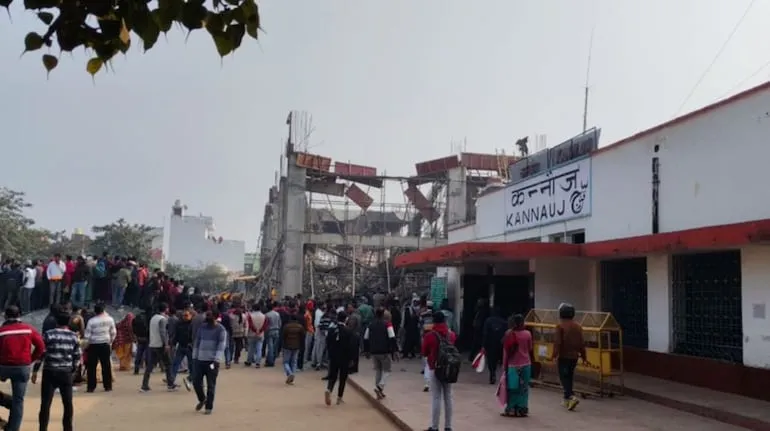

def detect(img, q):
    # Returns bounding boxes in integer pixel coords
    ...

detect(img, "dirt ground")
[2,365,399,431]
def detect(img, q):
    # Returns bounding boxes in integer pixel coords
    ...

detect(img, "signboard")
[504,158,591,232]
[430,277,447,308]
[548,128,600,168]
[507,128,600,184]
[508,150,548,184]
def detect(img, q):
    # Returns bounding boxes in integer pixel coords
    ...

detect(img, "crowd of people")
[0,254,175,315]
[0,252,587,431]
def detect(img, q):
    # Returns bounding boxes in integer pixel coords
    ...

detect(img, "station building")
[395,81,770,400]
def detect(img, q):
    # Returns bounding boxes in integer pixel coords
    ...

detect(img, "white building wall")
[741,245,770,368]
[468,87,770,245]
[167,215,246,272]
[532,257,597,310]
[646,254,672,353]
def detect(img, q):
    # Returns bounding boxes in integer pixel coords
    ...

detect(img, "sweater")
[193,323,227,362]
[148,314,169,348]
[84,313,116,345]
[33,327,81,373]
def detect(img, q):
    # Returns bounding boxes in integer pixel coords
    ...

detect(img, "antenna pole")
[582,25,595,133]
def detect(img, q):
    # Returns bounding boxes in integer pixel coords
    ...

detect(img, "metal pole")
[352,243,357,297]
[309,258,315,298]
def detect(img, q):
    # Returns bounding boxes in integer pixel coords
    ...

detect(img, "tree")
[164,262,229,293]
[90,218,157,263]
[4,0,261,77]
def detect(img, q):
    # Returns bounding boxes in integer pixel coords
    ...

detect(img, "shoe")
[321,376,329,381]
[195,400,206,411]
[244,362,251,367]
[325,390,332,406]
[139,387,151,393]
[374,386,385,400]
[423,385,429,392]
[167,384,179,392]
[288,374,295,384]
[336,397,344,405]
[204,410,212,415]
[182,378,191,392]
[567,396,580,411]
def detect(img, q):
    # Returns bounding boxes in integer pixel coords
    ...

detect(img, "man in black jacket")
[132,310,150,374]
[169,309,193,391]
[364,307,398,400]
[324,311,356,406]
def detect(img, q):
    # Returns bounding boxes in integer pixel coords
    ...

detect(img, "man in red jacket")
[420,311,457,431]
[0,306,45,431]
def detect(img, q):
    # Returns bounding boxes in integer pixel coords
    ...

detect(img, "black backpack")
[433,332,461,384]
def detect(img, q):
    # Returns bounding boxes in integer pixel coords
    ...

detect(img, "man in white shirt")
[46,254,66,306]
[245,303,266,367]
[84,302,116,392]
[21,263,36,314]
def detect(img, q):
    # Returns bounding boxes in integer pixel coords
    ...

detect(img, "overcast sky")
[1,0,767,251]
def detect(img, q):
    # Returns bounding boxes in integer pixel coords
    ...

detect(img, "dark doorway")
[600,258,649,349]
[493,274,534,320]
[459,274,489,352]
[672,251,742,363]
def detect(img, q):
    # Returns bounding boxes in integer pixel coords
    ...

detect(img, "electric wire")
[717,56,770,101]
[674,0,757,116]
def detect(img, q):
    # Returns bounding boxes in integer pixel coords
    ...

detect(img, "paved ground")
[349,357,746,431]
[2,364,398,431]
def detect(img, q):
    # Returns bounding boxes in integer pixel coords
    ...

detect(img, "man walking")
[363,307,398,400]
[281,315,305,384]
[32,310,80,431]
[83,302,116,393]
[191,310,227,414]
[141,302,175,392]
[0,306,46,431]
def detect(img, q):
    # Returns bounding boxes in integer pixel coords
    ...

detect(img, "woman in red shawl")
[113,313,135,371]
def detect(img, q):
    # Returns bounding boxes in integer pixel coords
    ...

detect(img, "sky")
[1,0,769,251]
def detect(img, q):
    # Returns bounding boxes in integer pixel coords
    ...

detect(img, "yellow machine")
[524,308,624,397]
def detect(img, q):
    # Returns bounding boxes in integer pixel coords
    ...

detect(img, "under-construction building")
[257,112,517,299]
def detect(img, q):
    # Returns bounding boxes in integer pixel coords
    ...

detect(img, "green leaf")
[204,11,224,35]
[23,32,44,53]
[181,1,206,31]
[226,23,245,51]
[41,54,57,76]
[98,18,122,40]
[56,22,82,52]
[212,33,232,57]
[23,0,58,9]
[151,9,173,33]
[36,11,53,25]
[139,20,160,51]
[86,57,103,76]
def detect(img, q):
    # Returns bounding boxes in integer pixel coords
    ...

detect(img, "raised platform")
[303,232,446,249]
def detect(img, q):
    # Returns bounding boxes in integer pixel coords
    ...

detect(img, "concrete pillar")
[446,166,467,229]
[280,154,306,297]
[647,254,672,353]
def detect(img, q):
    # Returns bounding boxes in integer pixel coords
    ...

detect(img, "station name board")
[508,128,600,184]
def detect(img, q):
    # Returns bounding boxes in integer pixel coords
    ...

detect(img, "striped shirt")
[33,328,81,373]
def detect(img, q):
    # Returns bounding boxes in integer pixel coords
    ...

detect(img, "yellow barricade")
[524,308,624,398]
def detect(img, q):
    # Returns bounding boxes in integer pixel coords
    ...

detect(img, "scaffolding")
[303,173,446,298]
[257,111,516,300]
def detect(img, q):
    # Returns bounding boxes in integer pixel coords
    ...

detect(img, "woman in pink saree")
[497,314,533,417]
